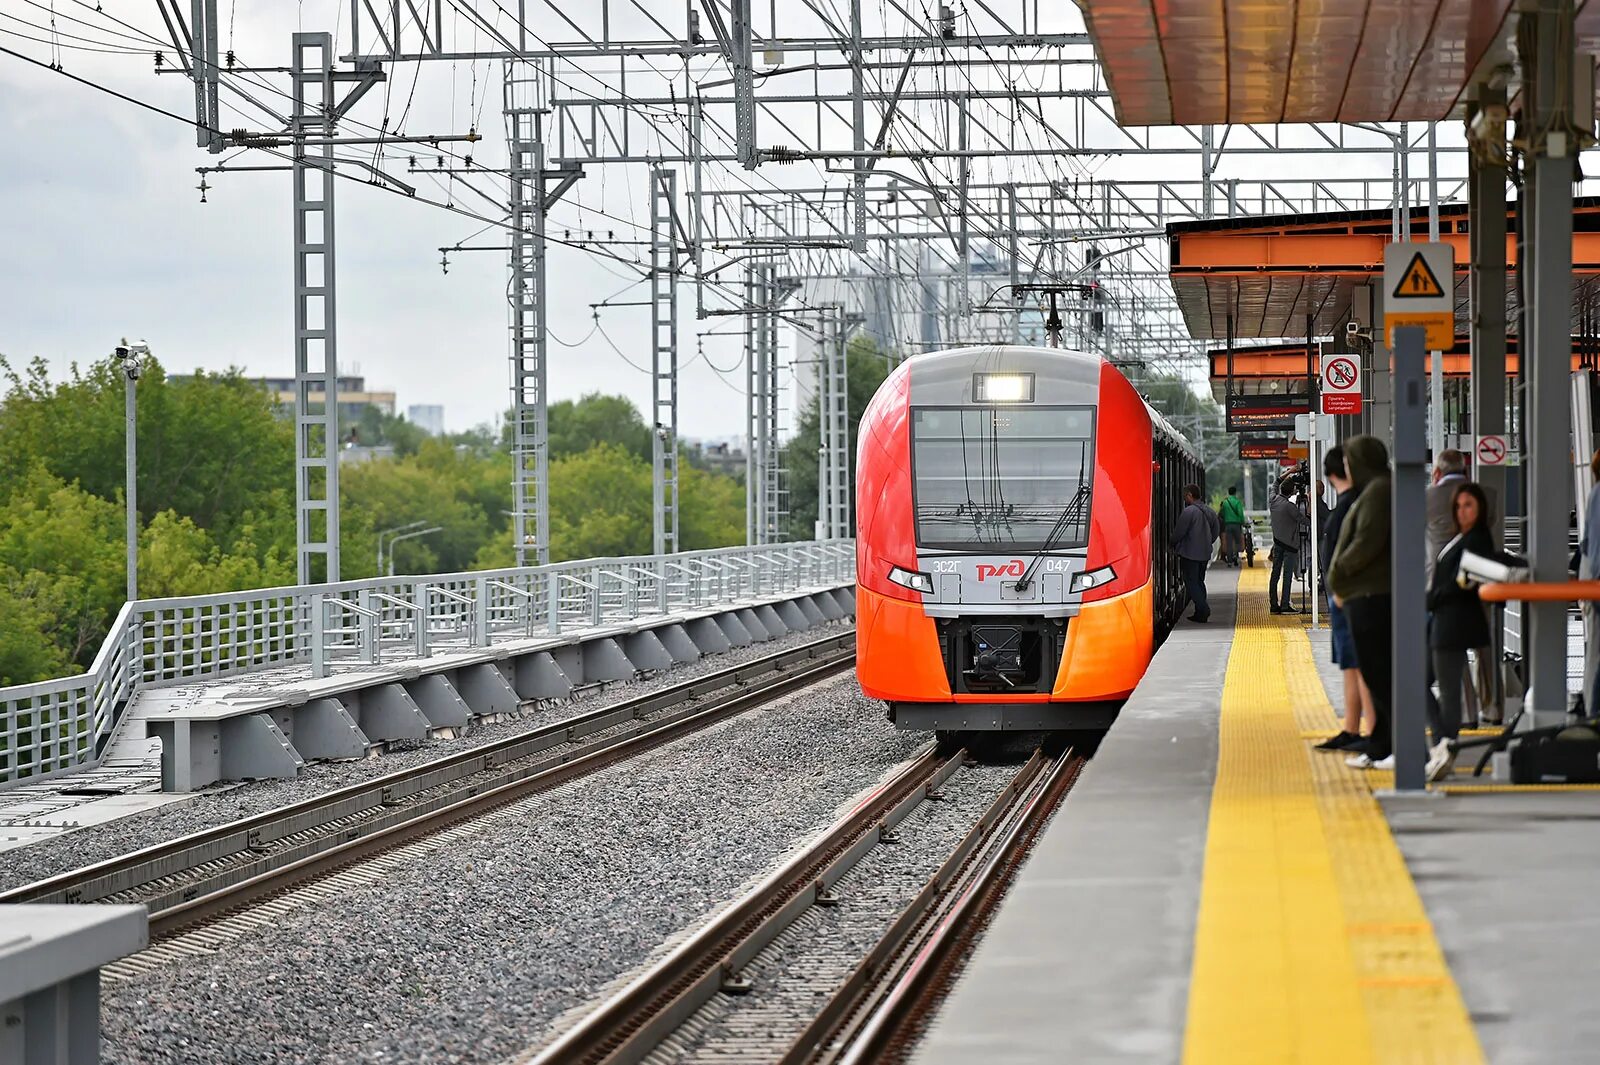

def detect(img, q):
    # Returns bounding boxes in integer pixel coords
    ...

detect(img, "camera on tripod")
[1277,458,1312,498]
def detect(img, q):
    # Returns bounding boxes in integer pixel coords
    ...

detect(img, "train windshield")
[910,406,1095,551]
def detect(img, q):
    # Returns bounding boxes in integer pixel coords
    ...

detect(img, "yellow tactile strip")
[1183,567,1484,1065]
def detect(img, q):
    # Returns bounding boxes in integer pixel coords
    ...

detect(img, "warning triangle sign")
[1393,251,1446,299]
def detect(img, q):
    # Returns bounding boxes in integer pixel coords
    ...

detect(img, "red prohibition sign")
[1477,436,1507,465]
[1325,356,1359,390]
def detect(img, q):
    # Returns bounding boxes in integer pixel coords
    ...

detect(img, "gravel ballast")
[100,673,923,1065]
[636,757,1022,1065]
[0,623,847,895]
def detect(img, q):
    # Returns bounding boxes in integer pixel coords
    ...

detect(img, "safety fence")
[0,540,856,788]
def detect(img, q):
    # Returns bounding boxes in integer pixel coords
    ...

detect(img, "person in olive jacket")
[1424,481,1496,782]
[1326,436,1394,768]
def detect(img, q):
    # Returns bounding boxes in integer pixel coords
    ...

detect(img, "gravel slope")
[0,624,846,895]
[100,674,921,1065]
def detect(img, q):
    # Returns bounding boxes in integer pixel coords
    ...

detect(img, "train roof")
[900,344,1202,465]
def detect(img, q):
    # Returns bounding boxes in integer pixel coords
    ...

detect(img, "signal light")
[972,372,1035,403]
[1070,565,1117,593]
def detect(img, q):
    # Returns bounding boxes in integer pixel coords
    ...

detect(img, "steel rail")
[2,633,854,918]
[528,744,972,1065]
[819,748,1085,1065]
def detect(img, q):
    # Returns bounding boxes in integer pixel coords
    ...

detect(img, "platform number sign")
[1321,354,1362,415]
[1382,241,1455,349]
[1476,434,1508,467]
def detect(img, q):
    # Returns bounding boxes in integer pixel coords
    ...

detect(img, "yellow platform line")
[1183,568,1484,1065]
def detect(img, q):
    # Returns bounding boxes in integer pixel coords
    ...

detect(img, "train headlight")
[887,564,935,595]
[972,372,1035,403]
[1069,565,1116,593]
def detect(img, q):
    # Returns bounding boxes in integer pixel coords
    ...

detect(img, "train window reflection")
[910,407,1095,551]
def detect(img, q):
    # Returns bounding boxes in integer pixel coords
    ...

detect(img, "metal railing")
[0,540,855,789]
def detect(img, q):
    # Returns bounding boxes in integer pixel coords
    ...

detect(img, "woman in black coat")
[1425,482,1495,780]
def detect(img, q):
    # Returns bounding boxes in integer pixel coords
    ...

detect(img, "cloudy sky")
[0,4,778,437]
[0,3,1459,439]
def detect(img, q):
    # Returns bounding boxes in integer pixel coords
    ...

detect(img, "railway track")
[528,742,1084,1065]
[0,632,855,939]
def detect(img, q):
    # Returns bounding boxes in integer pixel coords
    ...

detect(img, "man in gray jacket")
[1171,483,1220,623]
[1269,476,1311,614]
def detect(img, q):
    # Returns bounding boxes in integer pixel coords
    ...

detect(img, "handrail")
[0,539,856,789]
[1480,580,1600,603]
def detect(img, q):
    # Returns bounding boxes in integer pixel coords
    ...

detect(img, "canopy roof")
[1167,199,1600,341]
[1078,0,1600,126]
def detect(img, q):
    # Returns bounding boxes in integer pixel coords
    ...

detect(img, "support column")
[1468,86,1509,545]
[745,263,762,545]
[290,32,340,584]
[819,306,852,539]
[504,60,551,567]
[1392,325,1430,791]
[744,262,777,544]
[1520,0,1579,727]
[761,271,785,541]
[651,167,681,555]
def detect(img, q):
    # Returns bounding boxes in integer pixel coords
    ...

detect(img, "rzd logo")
[975,560,1025,582]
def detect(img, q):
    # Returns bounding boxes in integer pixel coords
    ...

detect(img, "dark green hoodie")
[1326,435,1391,602]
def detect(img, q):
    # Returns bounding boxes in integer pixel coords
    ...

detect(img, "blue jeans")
[1271,546,1298,609]
[1180,557,1210,619]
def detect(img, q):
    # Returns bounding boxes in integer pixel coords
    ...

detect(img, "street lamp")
[385,526,442,576]
[114,338,150,603]
[376,520,428,576]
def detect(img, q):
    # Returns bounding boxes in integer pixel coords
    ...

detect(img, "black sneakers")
[1315,730,1362,751]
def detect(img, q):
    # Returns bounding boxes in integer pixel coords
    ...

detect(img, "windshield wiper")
[1014,483,1091,592]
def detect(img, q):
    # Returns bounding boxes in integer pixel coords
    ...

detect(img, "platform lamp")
[114,338,151,603]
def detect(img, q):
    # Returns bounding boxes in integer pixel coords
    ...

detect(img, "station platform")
[913,567,1600,1065]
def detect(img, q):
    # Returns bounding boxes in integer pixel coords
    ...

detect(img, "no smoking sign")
[1321,354,1362,415]
[1476,434,1508,467]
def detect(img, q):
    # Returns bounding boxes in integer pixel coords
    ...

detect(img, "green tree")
[340,446,495,576]
[0,467,126,671]
[680,461,746,550]
[781,337,894,540]
[546,393,653,462]
[0,356,295,552]
[0,576,73,685]
[547,443,654,560]
[352,405,429,457]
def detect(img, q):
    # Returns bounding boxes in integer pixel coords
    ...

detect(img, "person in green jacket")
[1218,486,1246,566]
[1326,435,1394,768]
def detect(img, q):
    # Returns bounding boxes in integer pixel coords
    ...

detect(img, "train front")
[855,345,1155,732]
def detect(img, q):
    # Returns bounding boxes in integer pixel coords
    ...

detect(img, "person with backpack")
[1218,486,1246,567]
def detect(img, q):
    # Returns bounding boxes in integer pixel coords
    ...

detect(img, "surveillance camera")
[1345,320,1361,336]
[114,345,130,359]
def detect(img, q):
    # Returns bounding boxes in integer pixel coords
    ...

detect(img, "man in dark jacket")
[1172,483,1220,622]
[1327,436,1394,768]
[1269,477,1310,614]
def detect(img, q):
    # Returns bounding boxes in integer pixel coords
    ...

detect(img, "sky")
[0,3,1470,439]
[0,4,764,437]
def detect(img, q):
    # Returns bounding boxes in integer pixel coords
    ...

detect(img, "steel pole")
[1521,0,1578,728]
[125,364,138,603]
[1428,122,1444,460]
[1391,324,1429,792]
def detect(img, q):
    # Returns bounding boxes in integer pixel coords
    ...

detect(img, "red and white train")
[854,344,1201,732]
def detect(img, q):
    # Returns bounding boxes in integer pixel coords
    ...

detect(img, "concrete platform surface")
[912,568,1239,1065]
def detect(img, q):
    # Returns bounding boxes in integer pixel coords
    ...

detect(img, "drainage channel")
[1,632,855,941]
[525,743,1082,1065]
